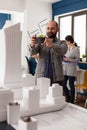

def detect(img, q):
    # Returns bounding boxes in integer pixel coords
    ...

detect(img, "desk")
[35,104,87,130]
[76,68,85,84]
[78,62,87,70]
[13,104,87,130]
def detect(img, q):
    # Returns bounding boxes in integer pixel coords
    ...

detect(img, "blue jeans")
[63,75,75,103]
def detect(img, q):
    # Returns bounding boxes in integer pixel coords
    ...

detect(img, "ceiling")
[37,0,61,4]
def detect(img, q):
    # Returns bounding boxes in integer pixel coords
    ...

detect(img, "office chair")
[75,70,87,101]
[25,56,37,75]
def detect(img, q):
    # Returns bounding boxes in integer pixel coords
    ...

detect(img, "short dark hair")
[65,35,74,43]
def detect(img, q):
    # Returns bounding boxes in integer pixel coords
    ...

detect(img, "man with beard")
[30,20,67,85]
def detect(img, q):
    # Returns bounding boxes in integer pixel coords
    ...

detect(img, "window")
[58,10,87,58]
[60,16,72,40]
[74,14,86,57]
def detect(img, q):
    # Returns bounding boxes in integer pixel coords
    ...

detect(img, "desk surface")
[13,104,87,130]
[78,62,87,70]
[79,61,87,64]
[34,104,87,130]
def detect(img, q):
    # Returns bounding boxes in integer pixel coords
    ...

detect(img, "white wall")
[0,0,52,68]
[0,0,25,12]
[25,0,52,42]
[23,0,52,68]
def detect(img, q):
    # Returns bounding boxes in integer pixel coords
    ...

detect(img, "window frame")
[58,10,87,59]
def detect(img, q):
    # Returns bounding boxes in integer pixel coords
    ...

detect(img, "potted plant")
[82,54,86,62]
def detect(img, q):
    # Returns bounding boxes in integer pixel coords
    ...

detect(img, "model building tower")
[46,84,65,105]
[37,77,50,98]
[23,87,40,110]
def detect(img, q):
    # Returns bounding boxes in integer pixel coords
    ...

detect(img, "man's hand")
[44,38,53,48]
[30,35,37,47]
[64,57,71,61]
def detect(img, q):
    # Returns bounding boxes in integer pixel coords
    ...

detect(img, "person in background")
[63,35,80,103]
[29,20,68,85]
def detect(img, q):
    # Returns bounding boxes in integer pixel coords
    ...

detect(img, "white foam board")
[23,87,40,110]
[0,87,10,93]
[0,109,7,122]
[11,87,22,100]
[37,77,50,98]
[7,103,20,125]
[18,117,37,130]
[46,95,65,104]
[48,85,63,97]
[0,91,14,109]
[19,99,67,117]
[0,23,22,85]
[12,104,87,130]
[22,74,35,87]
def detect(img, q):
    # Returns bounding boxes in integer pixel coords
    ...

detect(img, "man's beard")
[47,32,57,38]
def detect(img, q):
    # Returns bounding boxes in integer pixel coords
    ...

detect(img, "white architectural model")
[0,87,14,122]
[0,23,22,87]
[23,87,40,110]
[37,77,50,98]
[0,21,86,130]
[18,117,37,130]
[7,102,20,125]
[46,84,65,104]
[0,22,66,130]
[19,78,66,118]
[22,74,35,87]
[0,23,22,122]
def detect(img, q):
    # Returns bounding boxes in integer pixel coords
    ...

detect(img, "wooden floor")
[75,94,87,108]
[75,100,86,108]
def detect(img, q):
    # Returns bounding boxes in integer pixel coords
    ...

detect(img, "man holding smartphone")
[30,20,68,85]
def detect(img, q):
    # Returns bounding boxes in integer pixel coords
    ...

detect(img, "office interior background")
[0,0,87,129]
[0,0,87,70]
